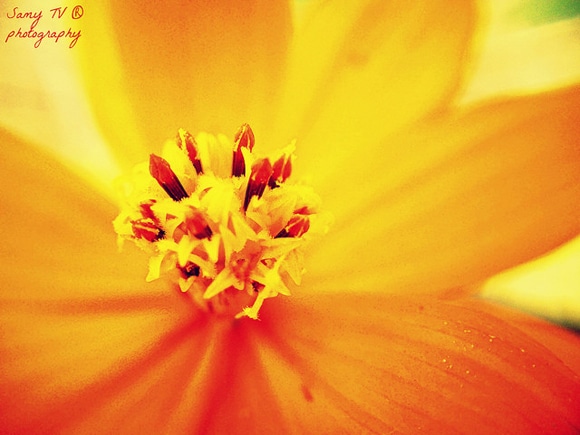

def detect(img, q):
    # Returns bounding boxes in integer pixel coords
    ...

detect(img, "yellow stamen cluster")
[114,124,328,319]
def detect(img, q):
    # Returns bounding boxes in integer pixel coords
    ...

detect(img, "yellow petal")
[199,294,580,433]
[74,1,292,167]
[307,85,580,296]
[271,0,476,159]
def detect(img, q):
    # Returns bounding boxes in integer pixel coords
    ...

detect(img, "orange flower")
[1,1,579,433]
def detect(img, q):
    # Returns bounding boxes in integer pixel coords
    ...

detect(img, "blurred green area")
[514,0,580,24]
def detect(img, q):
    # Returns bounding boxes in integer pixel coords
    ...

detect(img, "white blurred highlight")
[482,236,580,329]
[0,1,120,200]
[461,16,580,104]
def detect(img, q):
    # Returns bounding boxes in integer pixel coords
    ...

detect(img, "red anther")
[185,208,213,239]
[149,154,189,201]
[244,158,273,210]
[132,200,164,241]
[268,152,293,188]
[294,206,311,215]
[176,129,203,174]
[260,258,275,268]
[131,218,165,242]
[232,123,255,177]
[179,261,200,278]
[251,281,265,292]
[234,123,255,151]
[275,214,310,238]
[139,200,158,220]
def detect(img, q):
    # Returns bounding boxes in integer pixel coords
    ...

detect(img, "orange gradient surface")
[0,1,579,433]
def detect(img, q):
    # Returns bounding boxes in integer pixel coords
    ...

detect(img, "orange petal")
[1,130,578,435]
[0,129,212,432]
[270,0,476,157]
[306,84,580,296]
[74,1,291,168]
[219,294,578,433]
[0,298,211,433]
[0,127,154,299]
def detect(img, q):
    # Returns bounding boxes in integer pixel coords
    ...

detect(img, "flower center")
[114,124,328,319]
